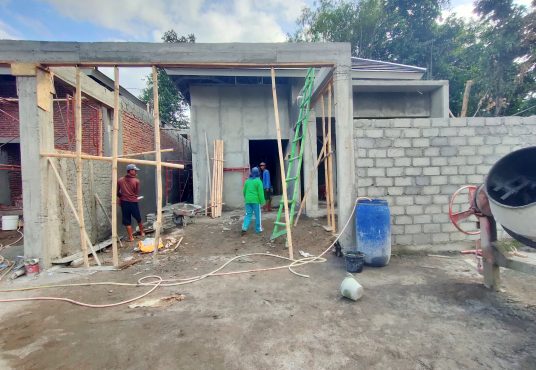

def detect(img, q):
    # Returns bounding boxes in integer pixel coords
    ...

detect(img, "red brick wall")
[6,145,22,207]
[122,111,154,154]
[0,102,19,140]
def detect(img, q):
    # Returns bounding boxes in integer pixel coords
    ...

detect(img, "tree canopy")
[140,30,195,128]
[290,0,536,117]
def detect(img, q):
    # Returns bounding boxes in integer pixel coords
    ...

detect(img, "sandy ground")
[0,213,535,369]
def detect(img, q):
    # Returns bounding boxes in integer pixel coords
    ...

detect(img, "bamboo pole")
[119,148,173,158]
[41,152,185,169]
[218,141,224,216]
[111,66,120,267]
[152,66,163,262]
[211,140,217,218]
[270,67,293,259]
[48,159,101,265]
[75,67,89,268]
[327,83,336,233]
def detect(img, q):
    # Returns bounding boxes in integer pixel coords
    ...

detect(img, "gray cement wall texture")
[190,84,291,209]
[354,116,536,246]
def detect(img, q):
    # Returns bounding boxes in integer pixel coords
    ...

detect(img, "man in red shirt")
[118,164,145,241]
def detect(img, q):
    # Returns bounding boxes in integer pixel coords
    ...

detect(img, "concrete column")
[333,63,355,250]
[17,70,62,266]
[303,109,319,216]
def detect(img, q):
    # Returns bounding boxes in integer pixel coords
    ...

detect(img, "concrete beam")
[17,69,62,266]
[50,67,115,108]
[0,41,346,66]
[310,67,334,104]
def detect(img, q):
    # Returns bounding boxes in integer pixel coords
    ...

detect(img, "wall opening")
[248,139,288,196]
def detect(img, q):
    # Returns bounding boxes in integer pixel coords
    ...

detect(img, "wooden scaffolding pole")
[204,131,212,216]
[321,93,332,231]
[270,67,293,259]
[111,66,120,267]
[75,67,89,268]
[327,83,336,233]
[48,158,101,265]
[119,148,173,158]
[152,66,163,261]
[41,152,184,169]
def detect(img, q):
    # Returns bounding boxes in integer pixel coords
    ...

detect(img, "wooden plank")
[36,70,54,111]
[41,152,185,169]
[204,131,212,216]
[152,66,163,262]
[10,63,37,76]
[211,140,217,218]
[48,158,101,265]
[271,67,293,259]
[75,67,89,268]
[111,66,120,267]
[322,93,332,230]
[460,80,473,117]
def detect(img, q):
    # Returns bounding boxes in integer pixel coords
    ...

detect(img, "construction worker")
[241,167,265,235]
[259,162,272,212]
[118,164,145,242]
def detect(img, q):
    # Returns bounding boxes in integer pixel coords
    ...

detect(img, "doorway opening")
[248,139,288,196]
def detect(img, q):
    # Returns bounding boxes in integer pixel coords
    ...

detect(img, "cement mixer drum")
[485,146,536,246]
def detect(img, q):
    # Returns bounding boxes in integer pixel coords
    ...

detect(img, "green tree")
[471,0,532,116]
[140,30,195,128]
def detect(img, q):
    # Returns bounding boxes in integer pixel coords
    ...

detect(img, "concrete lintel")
[310,67,334,104]
[50,67,115,108]
[0,41,347,66]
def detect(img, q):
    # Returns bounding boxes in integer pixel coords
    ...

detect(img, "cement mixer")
[449,146,536,290]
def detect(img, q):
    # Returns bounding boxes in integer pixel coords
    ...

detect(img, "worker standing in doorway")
[241,167,265,235]
[259,162,272,212]
[118,164,145,242]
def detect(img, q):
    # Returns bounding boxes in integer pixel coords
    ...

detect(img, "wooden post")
[111,66,120,267]
[152,66,163,261]
[460,80,473,118]
[270,67,293,259]
[48,158,101,265]
[327,83,336,233]
[204,131,212,216]
[75,67,89,268]
[321,93,332,230]
[211,140,217,217]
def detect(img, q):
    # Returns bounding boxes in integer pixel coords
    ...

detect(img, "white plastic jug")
[340,274,364,301]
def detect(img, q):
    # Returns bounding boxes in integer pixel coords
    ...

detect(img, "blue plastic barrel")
[355,199,391,267]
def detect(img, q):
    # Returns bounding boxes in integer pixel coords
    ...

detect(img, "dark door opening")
[249,139,288,196]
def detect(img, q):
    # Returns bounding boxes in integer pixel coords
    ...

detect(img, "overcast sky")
[0,0,532,94]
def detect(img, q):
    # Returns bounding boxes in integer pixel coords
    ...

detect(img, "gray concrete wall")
[354,116,536,246]
[190,84,291,209]
[0,149,10,204]
[353,92,431,118]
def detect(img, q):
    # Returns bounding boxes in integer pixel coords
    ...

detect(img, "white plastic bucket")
[1,215,19,231]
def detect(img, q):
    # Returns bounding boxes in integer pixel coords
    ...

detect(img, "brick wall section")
[354,116,536,245]
[0,102,19,140]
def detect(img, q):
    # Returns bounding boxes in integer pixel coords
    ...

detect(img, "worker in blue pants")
[241,167,266,235]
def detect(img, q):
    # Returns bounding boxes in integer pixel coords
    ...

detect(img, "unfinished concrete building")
[0,40,535,266]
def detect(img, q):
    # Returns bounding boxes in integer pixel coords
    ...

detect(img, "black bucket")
[344,251,365,273]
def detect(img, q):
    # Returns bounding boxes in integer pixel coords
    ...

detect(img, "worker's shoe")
[138,223,145,237]
[126,225,134,242]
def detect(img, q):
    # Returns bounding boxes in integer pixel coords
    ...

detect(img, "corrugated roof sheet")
[351,57,426,73]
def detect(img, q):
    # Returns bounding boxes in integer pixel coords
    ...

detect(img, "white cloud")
[42,0,306,42]
[0,19,19,39]
[443,0,534,21]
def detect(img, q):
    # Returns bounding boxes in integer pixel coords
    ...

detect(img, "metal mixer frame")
[450,185,536,290]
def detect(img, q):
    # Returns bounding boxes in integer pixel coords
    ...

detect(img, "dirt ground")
[0,213,536,370]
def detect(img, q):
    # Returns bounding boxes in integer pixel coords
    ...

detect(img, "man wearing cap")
[118,164,145,242]
[259,162,272,212]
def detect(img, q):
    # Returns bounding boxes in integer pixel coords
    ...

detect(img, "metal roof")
[351,57,427,74]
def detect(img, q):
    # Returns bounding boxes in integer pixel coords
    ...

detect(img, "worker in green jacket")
[241,167,266,235]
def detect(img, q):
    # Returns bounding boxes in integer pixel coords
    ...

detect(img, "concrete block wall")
[354,116,536,245]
